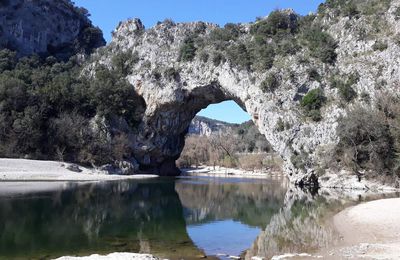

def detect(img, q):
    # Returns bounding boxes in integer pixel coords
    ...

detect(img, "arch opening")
[175,100,283,174]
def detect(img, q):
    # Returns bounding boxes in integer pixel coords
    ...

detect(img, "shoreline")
[317,198,400,259]
[0,158,158,196]
[0,158,158,181]
[181,165,284,179]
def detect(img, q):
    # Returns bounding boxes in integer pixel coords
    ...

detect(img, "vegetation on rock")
[0,48,143,165]
[300,88,326,121]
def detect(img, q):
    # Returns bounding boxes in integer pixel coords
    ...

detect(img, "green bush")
[209,23,241,50]
[252,44,276,70]
[260,73,280,92]
[342,2,360,18]
[301,88,325,121]
[178,36,197,62]
[0,49,17,72]
[301,88,325,110]
[250,10,298,36]
[0,48,144,166]
[338,83,357,102]
[330,73,359,102]
[111,51,139,76]
[212,52,225,66]
[302,25,337,64]
[227,43,252,70]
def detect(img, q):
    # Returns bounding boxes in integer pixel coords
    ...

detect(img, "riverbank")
[320,198,400,259]
[0,158,158,181]
[55,253,159,260]
[181,166,283,179]
[0,158,158,195]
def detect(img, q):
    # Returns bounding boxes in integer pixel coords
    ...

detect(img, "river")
[0,176,397,259]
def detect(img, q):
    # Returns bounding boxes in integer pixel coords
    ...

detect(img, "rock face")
[88,0,400,185]
[188,116,234,136]
[0,0,105,58]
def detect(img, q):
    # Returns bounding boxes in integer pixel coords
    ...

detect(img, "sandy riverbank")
[55,253,159,260]
[321,198,400,259]
[0,158,158,195]
[181,166,283,179]
[0,158,158,181]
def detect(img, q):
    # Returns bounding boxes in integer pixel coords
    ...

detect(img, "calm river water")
[0,176,397,260]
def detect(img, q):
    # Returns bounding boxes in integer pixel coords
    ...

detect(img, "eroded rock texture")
[87,0,400,186]
[0,0,105,58]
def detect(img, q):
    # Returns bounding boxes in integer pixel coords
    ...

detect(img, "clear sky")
[74,0,325,124]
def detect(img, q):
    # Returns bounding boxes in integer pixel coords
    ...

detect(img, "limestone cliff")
[0,0,105,59]
[188,116,233,136]
[87,0,400,186]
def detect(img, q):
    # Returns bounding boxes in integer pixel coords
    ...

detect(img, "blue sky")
[75,0,325,123]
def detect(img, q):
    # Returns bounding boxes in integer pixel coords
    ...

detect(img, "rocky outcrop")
[0,0,105,59]
[88,1,400,186]
[188,116,234,136]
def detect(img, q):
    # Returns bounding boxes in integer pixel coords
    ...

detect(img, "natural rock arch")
[91,5,400,187]
[92,19,337,187]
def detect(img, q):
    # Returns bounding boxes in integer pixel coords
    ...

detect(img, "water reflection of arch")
[175,177,288,228]
[0,179,202,259]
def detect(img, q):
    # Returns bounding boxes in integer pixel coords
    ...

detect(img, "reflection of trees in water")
[244,189,400,260]
[244,190,339,259]
[0,180,201,259]
[175,178,288,228]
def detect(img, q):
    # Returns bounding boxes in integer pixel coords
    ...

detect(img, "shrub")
[342,2,360,18]
[178,36,197,62]
[151,69,162,81]
[336,106,394,174]
[338,83,357,102]
[199,51,209,63]
[276,38,299,56]
[164,67,180,82]
[307,68,320,82]
[372,41,388,51]
[227,43,252,70]
[302,25,337,64]
[301,88,326,121]
[76,26,105,55]
[301,88,325,111]
[250,10,298,37]
[212,52,225,66]
[252,44,276,70]
[0,49,17,72]
[291,150,309,171]
[209,23,241,50]
[0,48,144,166]
[112,51,139,76]
[260,73,280,92]
[276,118,285,132]
[330,73,359,102]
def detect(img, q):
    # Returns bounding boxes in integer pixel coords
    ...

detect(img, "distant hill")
[188,116,236,136]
